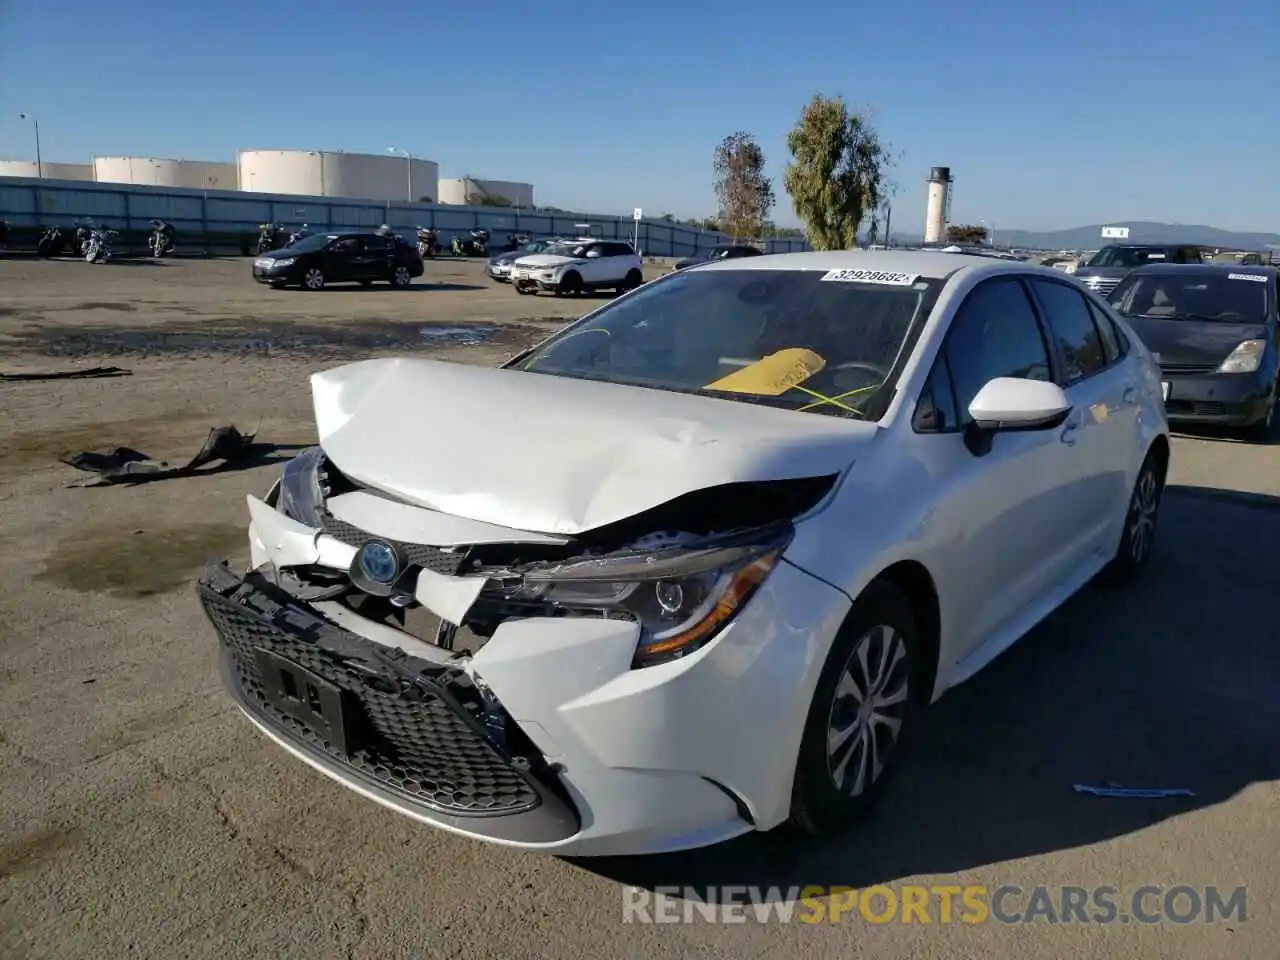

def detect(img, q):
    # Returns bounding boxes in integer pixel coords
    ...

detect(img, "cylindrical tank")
[92,157,238,189]
[437,177,535,208]
[924,166,952,244]
[238,150,440,202]
[0,160,94,181]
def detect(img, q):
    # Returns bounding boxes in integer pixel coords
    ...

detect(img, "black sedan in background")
[1107,263,1278,439]
[673,244,763,271]
[252,229,424,290]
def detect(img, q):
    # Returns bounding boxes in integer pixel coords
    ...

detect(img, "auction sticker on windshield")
[1228,273,1267,283]
[820,269,919,286]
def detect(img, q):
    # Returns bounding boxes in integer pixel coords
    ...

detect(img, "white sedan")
[198,250,1170,857]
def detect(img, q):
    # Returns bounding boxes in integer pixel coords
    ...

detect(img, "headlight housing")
[1217,340,1266,374]
[273,257,296,268]
[502,524,792,669]
[277,446,326,526]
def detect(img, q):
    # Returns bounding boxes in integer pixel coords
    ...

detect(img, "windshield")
[522,240,550,253]
[515,268,944,418]
[1108,272,1269,324]
[1086,245,1177,268]
[280,233,334,254]
[540,242,588,258]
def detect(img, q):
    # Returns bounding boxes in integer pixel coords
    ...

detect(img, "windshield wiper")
[1131,312,1245,323]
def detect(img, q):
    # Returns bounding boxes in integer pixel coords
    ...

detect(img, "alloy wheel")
[304,268,324,291]
[825,624,910,798]
[1128,467,1160,564]
[394,266,411,286]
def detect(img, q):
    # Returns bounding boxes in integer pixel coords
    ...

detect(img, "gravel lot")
[1,256,1277,960]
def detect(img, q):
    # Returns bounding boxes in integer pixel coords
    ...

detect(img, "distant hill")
[884,221,1280,252]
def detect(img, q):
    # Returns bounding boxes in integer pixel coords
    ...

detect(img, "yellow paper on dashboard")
[703,348,826,396]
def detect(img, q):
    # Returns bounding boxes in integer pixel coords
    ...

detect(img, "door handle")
[1060,420,1080,445]
[1123,385,1138,405]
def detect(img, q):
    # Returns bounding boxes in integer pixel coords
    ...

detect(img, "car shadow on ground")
[574,485,1280,895]
[315,283,487,293]
[1171,421,1278,447]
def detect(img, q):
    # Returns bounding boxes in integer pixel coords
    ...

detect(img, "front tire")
[789,581,922,836]
[1102,449,1165,584]
[556,271,583,297]
[619,268,643,292]
[302,267,325,291]
[1244,393,1275,443]
[390,265,413,288]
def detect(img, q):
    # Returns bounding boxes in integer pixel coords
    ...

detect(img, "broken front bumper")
[203,500,853,855]
[198,562,580,844]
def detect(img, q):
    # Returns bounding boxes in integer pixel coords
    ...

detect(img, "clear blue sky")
[1,0,1276,235]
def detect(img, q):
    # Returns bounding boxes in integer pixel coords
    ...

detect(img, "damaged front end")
[197,444,838,848]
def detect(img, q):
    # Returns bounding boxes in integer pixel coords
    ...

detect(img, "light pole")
[18,113,42,177]
[388,146,412,202]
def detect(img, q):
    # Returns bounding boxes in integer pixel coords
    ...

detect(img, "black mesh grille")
[200,583,540,816]
[1159,361,1218,376]
[320,515,468,575]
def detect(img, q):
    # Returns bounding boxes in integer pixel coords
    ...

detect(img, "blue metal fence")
[0,177,809,258]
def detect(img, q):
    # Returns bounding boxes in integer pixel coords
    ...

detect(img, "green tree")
[784,94,891,250]
[945,223,989,245]
[713,131,775,240]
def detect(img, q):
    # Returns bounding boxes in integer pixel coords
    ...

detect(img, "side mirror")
[968,377,1072,431]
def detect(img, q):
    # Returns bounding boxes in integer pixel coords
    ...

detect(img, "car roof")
[690,248,1020,280]
[1126,262,1277,278]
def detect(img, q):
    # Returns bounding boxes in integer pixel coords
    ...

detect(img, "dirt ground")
[0,256,1277,960]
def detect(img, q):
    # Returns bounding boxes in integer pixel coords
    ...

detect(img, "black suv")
[1073,243,1203,299]
[673,244,763,271]
[252,229,425,290]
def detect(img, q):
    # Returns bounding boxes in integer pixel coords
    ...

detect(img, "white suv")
[511,239,644,296]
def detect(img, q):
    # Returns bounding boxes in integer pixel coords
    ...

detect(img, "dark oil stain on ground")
[37,522,246,598]
[0,824,84,879]
[69,301,137,312]
[0,318,555,360]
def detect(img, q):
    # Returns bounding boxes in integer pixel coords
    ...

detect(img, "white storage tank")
[238,149,440,202]
[92,156,238,189]
[437,177,535,209]
[0,160,94,181]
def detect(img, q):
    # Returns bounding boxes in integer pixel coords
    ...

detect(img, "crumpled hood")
[311,357,875,535]
[512,253,579,269]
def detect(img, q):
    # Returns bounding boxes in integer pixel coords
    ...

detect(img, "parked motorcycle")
[73,221,95,257]
[256,222,285,255]
[450,228,490,257]
[287,224,311,246]
[37,225,68,258]
[416,226,439,259]
[149,219,176,257]
[84,227,118,264]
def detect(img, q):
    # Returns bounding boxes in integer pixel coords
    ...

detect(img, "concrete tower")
[924,166,952,244]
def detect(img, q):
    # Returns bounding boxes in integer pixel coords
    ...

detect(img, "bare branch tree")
[713,132,775,241]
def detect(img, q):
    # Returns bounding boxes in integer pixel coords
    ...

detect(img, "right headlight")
[1217,340,1265,374]
[505,524,792,669]
[276,446,326,527]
